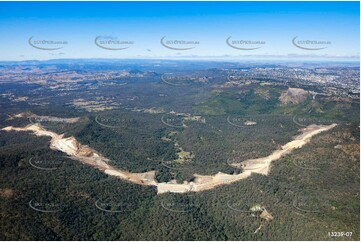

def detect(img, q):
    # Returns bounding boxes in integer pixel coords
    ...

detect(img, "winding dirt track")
[2,123,337,194]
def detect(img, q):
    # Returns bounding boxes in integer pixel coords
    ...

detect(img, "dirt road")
[2,122,337,194]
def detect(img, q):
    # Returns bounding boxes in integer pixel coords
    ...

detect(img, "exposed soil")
[279,87,309,104]
[2,122,337,194]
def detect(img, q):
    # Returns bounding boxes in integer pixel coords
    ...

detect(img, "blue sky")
[0,1,359,61]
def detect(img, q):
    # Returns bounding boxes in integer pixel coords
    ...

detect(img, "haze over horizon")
[0,1,359,61]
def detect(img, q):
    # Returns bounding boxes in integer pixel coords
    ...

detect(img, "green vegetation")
[0,65,359,240]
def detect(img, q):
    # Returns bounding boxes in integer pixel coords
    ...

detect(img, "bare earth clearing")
[279,87,309,104]
[2,122,337,194]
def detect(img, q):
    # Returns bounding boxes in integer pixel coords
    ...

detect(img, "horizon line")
[1,56,360,63]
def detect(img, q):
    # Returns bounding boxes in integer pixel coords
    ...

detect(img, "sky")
[0,1,359,61]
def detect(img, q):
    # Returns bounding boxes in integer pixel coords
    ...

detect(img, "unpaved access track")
[2,122,337,194]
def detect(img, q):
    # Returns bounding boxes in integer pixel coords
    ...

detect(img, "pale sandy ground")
[2,123,337,194]
[279,87,309,104]
[8,112,80,123]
